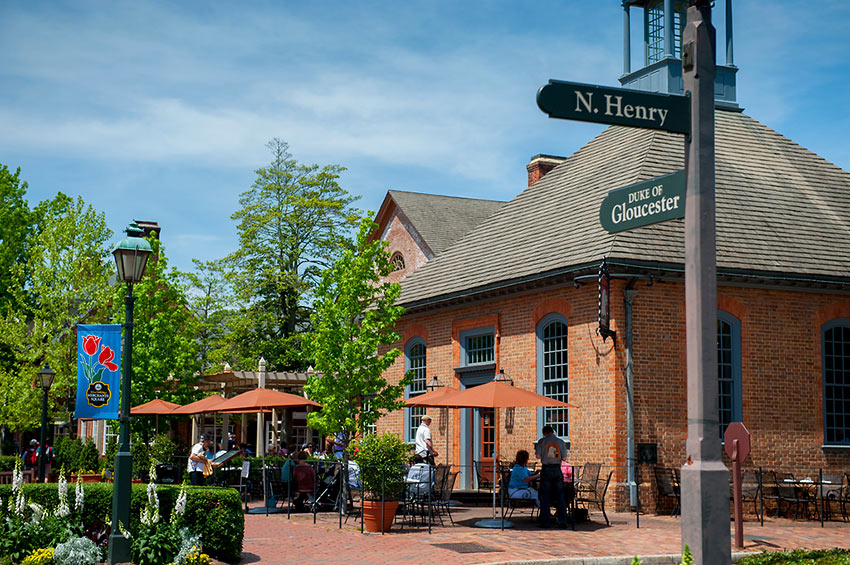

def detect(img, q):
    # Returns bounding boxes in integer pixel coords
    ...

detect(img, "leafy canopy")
[303,218,408,447]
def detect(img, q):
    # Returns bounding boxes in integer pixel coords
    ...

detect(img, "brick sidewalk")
[240,504,850,564]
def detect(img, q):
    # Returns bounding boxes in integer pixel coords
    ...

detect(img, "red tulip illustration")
[82,335,101,356]
[98,345,119,372]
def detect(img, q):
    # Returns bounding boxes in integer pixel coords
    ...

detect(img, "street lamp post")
[108,222,152,565]
[37,363,56,483]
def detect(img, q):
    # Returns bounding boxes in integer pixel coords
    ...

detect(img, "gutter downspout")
[624,280,639,506]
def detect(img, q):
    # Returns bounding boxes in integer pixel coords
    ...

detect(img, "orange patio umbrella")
[130,398,181,434]
[405,384,462,466]
[425,369,576,529]
[170,394,227,415]
[214,387,321,516]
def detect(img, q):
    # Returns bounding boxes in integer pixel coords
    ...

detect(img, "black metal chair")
[760,470,780,517]
[474,460,495,492]
[654,466,680,516]
[577,469,613,525]
[740,469,762,521]
[776,473,818,520]
[500,467,537,521]
[433,471,459,526]
[820,472,844,521]
[575,462,601,501]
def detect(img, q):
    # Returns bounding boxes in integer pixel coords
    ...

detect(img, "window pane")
[542,321,569,438]
[824,325,850,445]
[717,318,735,438]
[407,342,427,441]
[466,333,494,365]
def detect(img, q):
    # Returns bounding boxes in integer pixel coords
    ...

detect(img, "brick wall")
[380,211,430,284]
[376,278,850,511]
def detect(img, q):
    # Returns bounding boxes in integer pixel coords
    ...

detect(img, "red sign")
[724,422,750,462]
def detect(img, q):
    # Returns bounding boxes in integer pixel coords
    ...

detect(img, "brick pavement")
[239,504,850,564]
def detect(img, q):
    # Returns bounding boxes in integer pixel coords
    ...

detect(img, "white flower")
[57,469,71,517]
[28,502,44,525]
[15,491,25,515]
[11,459,23,497]
[75,472,85,514]
[174,484,188,517]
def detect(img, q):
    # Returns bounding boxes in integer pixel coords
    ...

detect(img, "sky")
[2,1,849,274]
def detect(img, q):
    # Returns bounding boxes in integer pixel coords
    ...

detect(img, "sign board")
[75,324,122,420]
[724,422,751,462]
[537,80,690,135]
[599,170,686,233]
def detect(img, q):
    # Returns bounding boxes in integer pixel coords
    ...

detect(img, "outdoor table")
[402,477,435,532]
[782,473,831,526]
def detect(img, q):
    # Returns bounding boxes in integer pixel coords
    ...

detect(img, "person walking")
[188,435,212,486]
[534,425,569,528]
[414,415,438,465]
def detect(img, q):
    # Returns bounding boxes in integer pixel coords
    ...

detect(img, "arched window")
[823,319,850,446]
[404,338,427,442]
[391,252,405,272]
[536,313,569,440]
[717,311,742,439]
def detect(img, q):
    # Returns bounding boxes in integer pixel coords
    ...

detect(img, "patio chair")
[291,464,317,512]
[841,473,850,522]
[475,460,495,492]
[760,470,780,517]
[654,466,680,516]
[433,471,459,526]
[740,469,762,521]
[577,469,613,525]
[776,473,817,520]
[575,462,601,500]
[821,472,844,521]
[500,466,537,521]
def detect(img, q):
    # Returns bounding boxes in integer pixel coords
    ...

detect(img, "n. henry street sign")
[599,170,686,233]
[537,79,690,135]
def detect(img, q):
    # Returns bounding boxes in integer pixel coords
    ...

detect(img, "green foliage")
[0,192,113,431]
[131,433,151,479]
[53,536,101,565]
[0,507,79,562]
[101,434,117,472]
[737,549,850,564]
[631,557,641,565]
[181,259,237,374]
[0,483,243,563]
[54,437,100,473]
[681,544,693,565]
[132,522,181,565]
[0,164,35,313]
[150,433,177,465]
[351,432,412,498]
[226,138,361,370]
[0,456,17,472]
[303,218,407,447]
[113,236,200,415]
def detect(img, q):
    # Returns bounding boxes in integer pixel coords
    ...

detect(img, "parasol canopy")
[424,379,577,409]
[130,398,181,415]
[403,386,461,407]
[170,394,227,415]
[213,387,321,412]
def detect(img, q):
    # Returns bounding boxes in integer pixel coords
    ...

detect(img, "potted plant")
[351,433,412,532]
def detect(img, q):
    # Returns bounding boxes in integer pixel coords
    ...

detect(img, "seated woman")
[509,449,541,506]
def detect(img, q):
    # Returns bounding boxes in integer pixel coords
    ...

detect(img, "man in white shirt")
[414,415,438,465]
[188,434,212,485]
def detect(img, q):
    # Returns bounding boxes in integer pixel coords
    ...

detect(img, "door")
[478,408,497,489]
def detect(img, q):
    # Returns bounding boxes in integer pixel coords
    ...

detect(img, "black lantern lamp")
[37,363,55,482]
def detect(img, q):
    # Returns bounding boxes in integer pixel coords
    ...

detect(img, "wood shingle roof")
[398,110,850,308]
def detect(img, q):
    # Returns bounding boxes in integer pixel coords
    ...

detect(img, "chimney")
[526,154,566,187]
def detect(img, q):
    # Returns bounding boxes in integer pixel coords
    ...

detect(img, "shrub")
[131,433,150,479]
[54,438,100,474]
[150,433,177,465]
[21,548,53,565]
[0,455,17,472]
[0,483,244,563]
[351,432,411,499]
[737,549,850,564]
[53,536,101,565]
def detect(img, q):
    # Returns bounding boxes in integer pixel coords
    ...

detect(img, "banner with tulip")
[75,324,122,419]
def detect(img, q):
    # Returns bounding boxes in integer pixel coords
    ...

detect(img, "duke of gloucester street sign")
[537,80,690,135]
[599,170,686,233]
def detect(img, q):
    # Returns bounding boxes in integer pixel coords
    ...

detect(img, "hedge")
[737,549,850,564]
[0,455,18,472]
[0,483,244,563]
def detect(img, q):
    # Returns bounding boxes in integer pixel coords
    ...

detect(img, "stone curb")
[484,552,752,565]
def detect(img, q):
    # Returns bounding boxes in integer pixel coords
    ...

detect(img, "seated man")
[291,451,316,512]
[509,449,541,506]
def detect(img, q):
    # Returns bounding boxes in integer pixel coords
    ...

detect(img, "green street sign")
[599,170,686,233]
[537,79,690,135]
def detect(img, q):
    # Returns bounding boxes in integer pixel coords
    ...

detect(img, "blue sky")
[2,1,849,274]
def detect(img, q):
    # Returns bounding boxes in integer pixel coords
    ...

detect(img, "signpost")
[537,80,690,134]
[725,422,751,549]
[599,170,686,233]
[537,2,728,562]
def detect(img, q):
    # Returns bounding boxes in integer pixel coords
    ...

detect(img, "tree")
[0,193,113,430]
[303,218,408,448]
[0,164,36,313]
[113,236,200,417]
[227,138,360,370]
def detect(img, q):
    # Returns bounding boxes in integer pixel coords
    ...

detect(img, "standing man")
[414,415,438,465]
[188,435,211,486]
[535,425,569,528]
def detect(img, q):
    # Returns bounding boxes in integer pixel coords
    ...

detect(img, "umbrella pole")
[261,410,268,517]
[474,407,513,529]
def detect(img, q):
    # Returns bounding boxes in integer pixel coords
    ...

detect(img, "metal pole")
[758,467,764,526]
[38,387,48,483]
[732,439,743,549]
[624,285,638,506]
[725,0,734,66]
[108,285,134,564]
[664,0,674,58]
[819,468,824,527]
[623,2,631,75]
[680,3,731,563]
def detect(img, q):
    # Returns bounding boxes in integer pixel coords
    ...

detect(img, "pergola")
[191,361,321,453]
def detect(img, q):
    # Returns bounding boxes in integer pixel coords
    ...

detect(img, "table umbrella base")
[473,518,514,529]
[246,507,285,514]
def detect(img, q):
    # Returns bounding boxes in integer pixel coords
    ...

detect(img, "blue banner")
[76,324,122,420]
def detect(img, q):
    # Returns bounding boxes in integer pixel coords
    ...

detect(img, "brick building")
[373,2,850,509]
